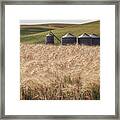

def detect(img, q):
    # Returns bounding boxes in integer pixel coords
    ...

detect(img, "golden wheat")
[20,44,100,100]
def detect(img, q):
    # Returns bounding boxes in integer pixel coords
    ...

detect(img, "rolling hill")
[20,20,100,44]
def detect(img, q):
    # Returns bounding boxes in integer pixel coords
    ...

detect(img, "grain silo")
[61,33,77,45]
[45,33,54,44]
[90,34,100,45]
[78,33,92,45]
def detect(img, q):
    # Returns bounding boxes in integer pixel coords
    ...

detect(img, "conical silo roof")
[78,33,90,38]
[62,33,76,38]
[46,33,53,36]
[89,34,100,38]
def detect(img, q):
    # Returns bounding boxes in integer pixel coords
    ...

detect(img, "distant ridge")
[21,20,99,27]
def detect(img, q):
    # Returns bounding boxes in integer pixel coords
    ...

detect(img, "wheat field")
[20,44,100,100]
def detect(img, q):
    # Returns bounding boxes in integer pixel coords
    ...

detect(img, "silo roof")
[46,33,53,36]
[89,34,100,38]
[78,33,91,38]
[62,33,76,38]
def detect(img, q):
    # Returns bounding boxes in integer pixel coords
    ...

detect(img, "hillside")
[20,23,77,36]
[20,21,100,44]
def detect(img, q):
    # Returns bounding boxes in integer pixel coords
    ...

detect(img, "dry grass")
[20,44,100,100]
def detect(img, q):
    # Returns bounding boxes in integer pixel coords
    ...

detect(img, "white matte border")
[5,5,115,115]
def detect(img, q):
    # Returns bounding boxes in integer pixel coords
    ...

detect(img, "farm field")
[20,20,100,100]
[20,44,100,100]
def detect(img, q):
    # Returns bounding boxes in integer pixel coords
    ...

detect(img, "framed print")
[0,0,120,119]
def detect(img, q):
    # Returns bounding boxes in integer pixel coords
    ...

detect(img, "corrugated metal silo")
[78,33,92,45]
[90,34,100,45]
[61,33,77,45]
[45,33,54,44]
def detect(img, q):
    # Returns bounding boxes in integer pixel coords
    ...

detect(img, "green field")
[20,21,100,45]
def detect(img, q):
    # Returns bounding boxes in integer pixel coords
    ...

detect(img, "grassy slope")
[20,23,76,36]
[20,21,100,44]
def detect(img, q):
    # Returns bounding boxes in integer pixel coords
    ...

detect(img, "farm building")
[78,33,92,45]
[61,33,77,45]
[45,33,54,44]
[89,34,100,45]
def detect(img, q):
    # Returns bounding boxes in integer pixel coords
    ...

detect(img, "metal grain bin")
[78,33,92,45]
[61,33,77,45]
[90,34,100,45]
[45,33,54,44]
